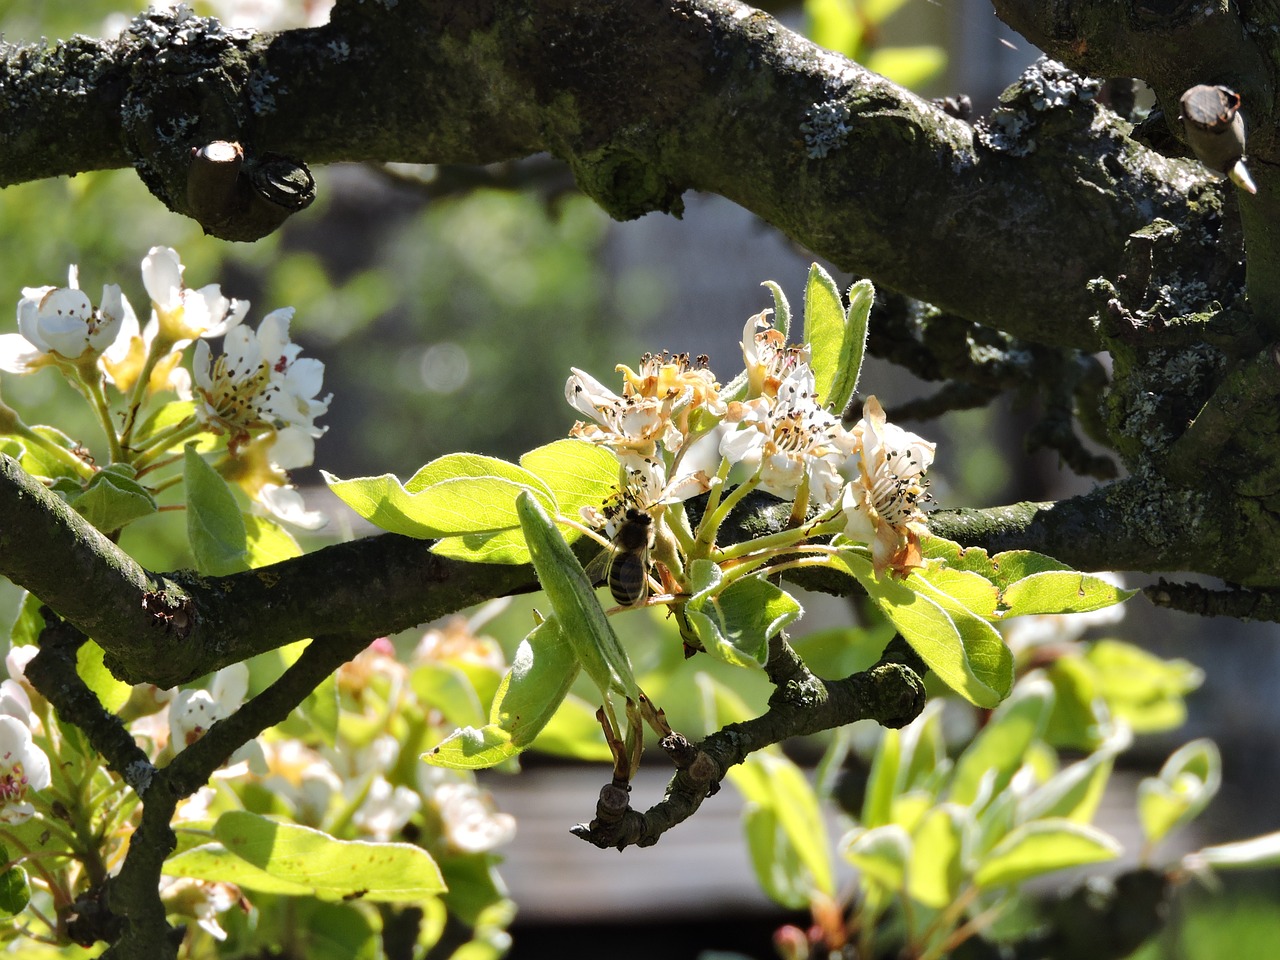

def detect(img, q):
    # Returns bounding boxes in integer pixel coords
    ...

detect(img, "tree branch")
[571,634,925,849]
[0,1,1229,348]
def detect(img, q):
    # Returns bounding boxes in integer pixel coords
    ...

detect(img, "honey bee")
[604,507,655,607]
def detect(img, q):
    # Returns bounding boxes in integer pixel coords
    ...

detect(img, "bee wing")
[582,543,615,586]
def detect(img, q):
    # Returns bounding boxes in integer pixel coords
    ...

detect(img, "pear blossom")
[0,266,132,373]
[419,767,516,854]
[352,776,421,841]
[719,364,853,507]
[0,714,51,824]
[142,246,246,345]
[159,876,242,941]
[740,310,809,399]
[169,663,265,773]
[100,304,189,395]
[840,395,935,575]
[189,307,330,457]
[0,680,36,729]
[566,366,686,463]
[252,740,341,826]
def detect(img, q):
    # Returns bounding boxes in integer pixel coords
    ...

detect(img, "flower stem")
[75,360,125,463]
[131,420,204,471]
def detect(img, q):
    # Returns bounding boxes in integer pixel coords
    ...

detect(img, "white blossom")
[0,715,51,824]
[190,308,330,455]
[719,364,852,506]
[0,266,132,373]
[142,246,246,345]
[841,395,935,575]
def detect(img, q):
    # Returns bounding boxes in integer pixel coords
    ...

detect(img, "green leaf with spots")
[164,810,444,901]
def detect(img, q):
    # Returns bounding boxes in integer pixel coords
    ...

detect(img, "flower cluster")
[0,607,518,951]
[566,309,935,577]
[0,668,50,826]
[1,247,331,531]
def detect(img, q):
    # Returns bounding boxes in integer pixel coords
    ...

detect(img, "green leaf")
[973,819,1121,889]
[1138,739,1222,847]
[684,561,802,668]
[0,864,30,919]
[908,807,964,908]
[734,751,834,907]
[8,592,44,647]
[1000,571,1135,616]
[243,514,303,567]
[410,663,487,731]
[67,463,157,533]
[805,0,865,56]
[519,439,619,531]
[950,677,1054,807]
[803,263,847,409]
[762,280,792,341]
[326,454,556,540]
[841,825,911,892]
[420,724,519,771]
[864,45,947,90]
[430,441,615,564]
[910,564,1000,620]
[430,529,535,565]
[862,727,902,829]
[517,492,638,700]
[1085,640,1203,734]
[843,553,1012,707]
[1191,831,1280,871]
[829,278,873,413]
[185,445,248,575]
[76,639,132,714]
[132,399,198,452]
[164,810,445,901]
[1019,727,1128,825]
[424,616,588,773]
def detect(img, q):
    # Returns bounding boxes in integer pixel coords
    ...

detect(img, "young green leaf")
[516,492,638,700]
[423,617,583,769]
[185,445,248,575]
[0,863,30,919]
[842,553,1012,707]
[67,464,157,533]
[841,825,911,893]
[803,263,846,409]
[1138,738,1222,847]
[684,560,802,668]
[76,640,132,714]
[1189,830,1280,871]
[950,677,1054,807]
[1000,570,1135,616]
[164,810,445,901]
[907,806,964,908]
[733,751,835,906]
[973,819,1121,889]
[519,439,619,527]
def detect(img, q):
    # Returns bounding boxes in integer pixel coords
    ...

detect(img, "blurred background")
[1,1,1278,957]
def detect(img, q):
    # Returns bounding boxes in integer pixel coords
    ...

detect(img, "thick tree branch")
[0,1,1228,348]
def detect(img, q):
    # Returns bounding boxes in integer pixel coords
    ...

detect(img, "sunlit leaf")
[908,806,963,908]
[684,560,802,669]
[1138,739,1221,847]
[842,825,911,892]
[185,445,247,575]
[517,493,638,699]
[1190,831,1280,871]
[950,677,1054,807]
[424,616,583,769]
[974,819,1121,889]
[842,552,1011,707]
[165,811,445,901]
[1000,571,1135,616]
[76,639,132,714]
